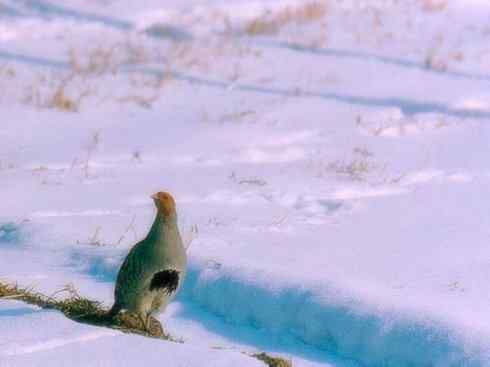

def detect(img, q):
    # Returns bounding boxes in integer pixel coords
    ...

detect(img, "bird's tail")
[106,303,121,320]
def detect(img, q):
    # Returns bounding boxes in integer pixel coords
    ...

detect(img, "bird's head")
[151,191,177,217]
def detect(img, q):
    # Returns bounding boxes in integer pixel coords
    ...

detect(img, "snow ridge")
[65,242,488,367]
[182,260,484,367]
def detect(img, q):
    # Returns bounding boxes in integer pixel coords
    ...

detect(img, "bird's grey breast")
[155,228,187,270]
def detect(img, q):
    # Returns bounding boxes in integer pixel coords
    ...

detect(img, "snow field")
[1,0,490,366]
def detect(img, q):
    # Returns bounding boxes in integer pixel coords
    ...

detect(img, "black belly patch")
[149,269,180,294]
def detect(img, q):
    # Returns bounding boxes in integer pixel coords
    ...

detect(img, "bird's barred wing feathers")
[114,243,147,300]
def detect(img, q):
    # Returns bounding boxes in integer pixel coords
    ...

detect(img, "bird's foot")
[113,311,165,338]
[116,311,145,331]
[147,315,164,338]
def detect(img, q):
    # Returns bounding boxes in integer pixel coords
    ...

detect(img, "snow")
[1,0,490,366]
[1,301,264,367]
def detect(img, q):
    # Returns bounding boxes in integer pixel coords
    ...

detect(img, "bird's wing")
[115,241,152,301]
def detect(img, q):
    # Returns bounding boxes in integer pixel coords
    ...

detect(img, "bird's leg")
[134,312,163,337]
[144,314,152,333]
[148,315,164,337]
[136,313,149,332]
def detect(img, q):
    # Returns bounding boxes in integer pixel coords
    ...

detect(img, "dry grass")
[0,280,173,340]
[116,215,138,245]
[0,63,16,79]
[82,130,101,178]
[69,47,114,76]
[324,158,372,182]
[229,171,267,186]
[88,226,103,246]
[252,352,292,367]
[244,1,328,36]
[220,109,257,123]
[1,281,104,321]
[117,94,159,109]
[424,47,448,72]
[0,280,292,366]
[20,41,166,112]
[15,31,263,112]
[312,147,380,182]
[420,0,447,12]
[23,72,93,112]
[162,39,260,78]
[68,41,150,76]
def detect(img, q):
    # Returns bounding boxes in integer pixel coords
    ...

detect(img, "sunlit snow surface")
[1,0,490,366]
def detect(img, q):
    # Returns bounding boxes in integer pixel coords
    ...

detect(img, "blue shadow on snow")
[177,264,484,367]
[0,50,489,120]
[0,222,26,247]
[11,0,193,40]
[0,306,41,317]
[256,40,490,83]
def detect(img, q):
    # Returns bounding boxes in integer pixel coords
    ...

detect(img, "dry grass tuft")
[0,63,16,79]
[420,0,447,12]
[50,76,92,112]
[24,72,93,112]
[252,352,293,367]
[69,46,117,76]
[0,281,105,319]
[21,41,164,112]
[312,147,380,182]
[245,1,328,35]
[324,159,372,181]
[0,280,174,340]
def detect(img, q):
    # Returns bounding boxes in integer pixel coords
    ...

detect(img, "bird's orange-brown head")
[151,191,177,217]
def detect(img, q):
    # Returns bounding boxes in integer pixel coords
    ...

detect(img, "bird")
[108,191,187,335]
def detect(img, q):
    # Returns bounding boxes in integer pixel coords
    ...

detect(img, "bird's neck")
[147,211,177,241]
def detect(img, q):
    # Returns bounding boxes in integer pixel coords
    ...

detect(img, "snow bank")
[65,241,490,367]
[182,259,488,367]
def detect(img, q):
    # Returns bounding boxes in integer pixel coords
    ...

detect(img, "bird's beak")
[150,193,158,200]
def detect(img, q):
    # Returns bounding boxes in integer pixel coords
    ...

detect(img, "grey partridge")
[109,192,187,334]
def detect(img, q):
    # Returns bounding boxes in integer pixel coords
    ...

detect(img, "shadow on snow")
[0,50,489,120]
[7,0,193,40]
[6,1,490,82]
[256,40,490,83]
